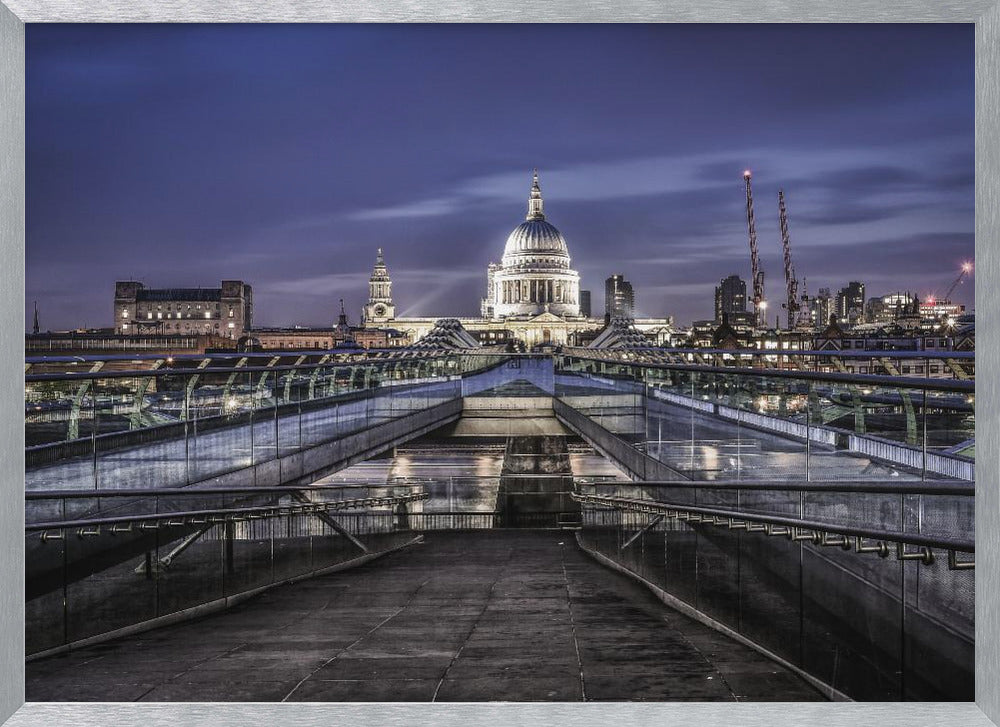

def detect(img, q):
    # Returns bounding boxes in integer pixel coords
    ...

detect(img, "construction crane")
[942,262,973,302]
[777,189,799,329]
[743,170,766,327]
[800,276,810,327]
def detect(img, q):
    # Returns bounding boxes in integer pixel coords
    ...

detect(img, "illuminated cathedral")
[361,171,674,348]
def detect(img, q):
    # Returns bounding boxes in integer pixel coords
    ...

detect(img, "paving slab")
[295,678,442,702]
[26,530,825,702]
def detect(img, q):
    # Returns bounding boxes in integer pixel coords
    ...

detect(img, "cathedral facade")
[481,171,581,320]
[360,171,674,348]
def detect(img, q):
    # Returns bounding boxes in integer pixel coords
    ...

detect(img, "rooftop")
[136,288,223,303]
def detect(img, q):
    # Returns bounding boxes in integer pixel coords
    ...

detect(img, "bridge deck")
[26,531,823,702]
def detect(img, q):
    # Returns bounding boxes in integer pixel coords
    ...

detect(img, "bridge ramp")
[26,531,824,702]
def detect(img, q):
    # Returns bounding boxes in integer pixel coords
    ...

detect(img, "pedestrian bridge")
[24,350,975,701]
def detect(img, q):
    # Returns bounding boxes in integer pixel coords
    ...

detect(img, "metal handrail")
[573,492,975,552]
[575,479,976,497]
[25,361,467,383]
[26,473,580,501]
[24,349,544,367]
[563,346,976,360]
[24,349,409,366]
[23,351,533,382]
[27,492,429,532]
[25,483,428,500]
[557,357,974,392]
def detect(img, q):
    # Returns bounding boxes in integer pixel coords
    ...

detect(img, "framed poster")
[1,3,998,727]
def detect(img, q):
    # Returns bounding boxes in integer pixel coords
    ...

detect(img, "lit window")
[228,322,235,329]
[147,312,152,319]
[204,311,211,319]
[122,310,129,318]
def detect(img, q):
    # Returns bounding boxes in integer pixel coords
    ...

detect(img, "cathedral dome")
[500,170,571,266]
[503,219,570,259]
[485,170,582,321]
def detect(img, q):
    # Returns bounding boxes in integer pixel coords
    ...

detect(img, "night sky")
[26,24,974,331]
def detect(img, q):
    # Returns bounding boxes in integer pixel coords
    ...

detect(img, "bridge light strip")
[31,492,430,541]
[573,492,972,570]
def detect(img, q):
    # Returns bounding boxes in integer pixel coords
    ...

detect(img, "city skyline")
[26,24,974,330]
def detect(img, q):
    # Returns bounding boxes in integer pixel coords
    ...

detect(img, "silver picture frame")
[0,4,997,725]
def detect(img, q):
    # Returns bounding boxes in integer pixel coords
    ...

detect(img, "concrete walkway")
[27,531,824,702]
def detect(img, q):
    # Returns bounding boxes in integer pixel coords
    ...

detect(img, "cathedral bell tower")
[363,248,396,325]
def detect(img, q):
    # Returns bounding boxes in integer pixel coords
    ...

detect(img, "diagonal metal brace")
[134,522,215,574]
[620,514,664,551]
[292,491,369,554]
